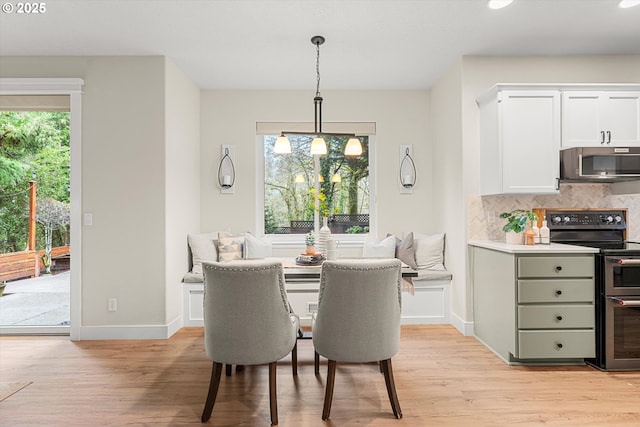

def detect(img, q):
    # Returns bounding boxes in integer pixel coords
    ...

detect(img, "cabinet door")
[562,91,604,147]
[603,91,640,146]
[562,91,640,147]
[500,91,560,194]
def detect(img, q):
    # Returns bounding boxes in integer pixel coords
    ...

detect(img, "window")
[260,133,374,238]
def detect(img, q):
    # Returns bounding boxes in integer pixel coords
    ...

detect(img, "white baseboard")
[450,311,474,336]
[77,316,183,340]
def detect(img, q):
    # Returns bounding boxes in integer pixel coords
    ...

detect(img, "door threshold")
[0,326,70,336]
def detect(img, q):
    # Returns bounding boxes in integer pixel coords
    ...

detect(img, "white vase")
[317,217,331,255]
[505,231,524,245]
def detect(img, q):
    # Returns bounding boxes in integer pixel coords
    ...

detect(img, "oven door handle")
[606,296,640,307]
[611,259,640,265]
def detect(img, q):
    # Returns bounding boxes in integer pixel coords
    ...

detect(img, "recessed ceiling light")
[488,0,514,9]
[619,0,640,8]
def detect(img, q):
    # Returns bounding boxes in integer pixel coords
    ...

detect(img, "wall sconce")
[399,145,416,194]
[218,145,235,194]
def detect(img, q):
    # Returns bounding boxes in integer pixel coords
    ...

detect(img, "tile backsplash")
[468,184,640,242]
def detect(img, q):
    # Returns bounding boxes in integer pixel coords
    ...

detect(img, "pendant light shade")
[310,136,327,155]
[274,134,291,154]
[331,173,342,183]
[294,174,306,183]
[344,137,363,156]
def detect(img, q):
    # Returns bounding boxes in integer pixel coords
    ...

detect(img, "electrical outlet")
[108,298,117,312]
[307,302,318,314]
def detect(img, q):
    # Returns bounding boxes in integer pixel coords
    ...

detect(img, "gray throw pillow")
[389,232,418,269]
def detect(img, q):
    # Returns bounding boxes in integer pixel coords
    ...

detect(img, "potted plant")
[305,232,316,255]
[499,209,538,245]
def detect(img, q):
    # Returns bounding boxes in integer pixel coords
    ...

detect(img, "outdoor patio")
[0,270,70,326]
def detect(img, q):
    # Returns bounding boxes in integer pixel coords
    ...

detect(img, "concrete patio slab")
[0,271,70,326]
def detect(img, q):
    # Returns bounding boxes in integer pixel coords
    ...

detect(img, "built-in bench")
[181,231,452,327]
[182,262,451,327]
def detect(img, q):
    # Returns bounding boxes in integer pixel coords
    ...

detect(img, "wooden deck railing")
[0,245,70,283]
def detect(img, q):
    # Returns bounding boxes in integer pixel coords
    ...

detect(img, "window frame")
[256,131,377,246]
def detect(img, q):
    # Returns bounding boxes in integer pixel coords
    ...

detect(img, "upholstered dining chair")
[201,260,299,425]
[312,259,403,420]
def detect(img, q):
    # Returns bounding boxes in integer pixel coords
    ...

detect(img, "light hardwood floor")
[1,325,639,426]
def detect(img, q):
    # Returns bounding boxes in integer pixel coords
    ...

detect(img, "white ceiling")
[1,0,639,90]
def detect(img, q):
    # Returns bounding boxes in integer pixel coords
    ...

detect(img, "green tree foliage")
[264,134,369,234]
[0,112,70,253]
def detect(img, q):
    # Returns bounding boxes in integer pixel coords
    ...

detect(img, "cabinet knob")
[556,343,564,350]
[555,265,563,272]
[555,290,563,296]
[556,315,563,322]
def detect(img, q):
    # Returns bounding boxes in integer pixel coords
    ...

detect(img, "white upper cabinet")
[562,91,640,147]
[478,88,561,195]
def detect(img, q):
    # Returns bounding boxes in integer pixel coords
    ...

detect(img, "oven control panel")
[546,210,626,229]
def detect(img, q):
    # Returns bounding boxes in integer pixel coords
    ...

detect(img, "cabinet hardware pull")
[556,343,563,349]
[555,177,560,191]
[555,290,562,296]
[556,315,563,321]
[606,130,611,144]
[600,130,605,144]
[555,265,563,272]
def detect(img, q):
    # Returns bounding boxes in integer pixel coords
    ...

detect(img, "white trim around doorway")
[0,78,83,339]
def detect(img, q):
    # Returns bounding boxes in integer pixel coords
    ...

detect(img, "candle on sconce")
[222,175,232,186]
[402,174,413,187]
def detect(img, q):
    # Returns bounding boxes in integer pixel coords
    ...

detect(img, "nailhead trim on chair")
[318,260,402,308]
[203,262,290,314]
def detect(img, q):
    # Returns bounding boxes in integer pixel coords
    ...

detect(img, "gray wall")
[0,56,201,336]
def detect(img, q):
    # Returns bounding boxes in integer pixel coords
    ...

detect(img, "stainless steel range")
[546,209,640,370]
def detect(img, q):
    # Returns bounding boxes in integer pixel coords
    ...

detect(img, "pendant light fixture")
[276,36,363,157]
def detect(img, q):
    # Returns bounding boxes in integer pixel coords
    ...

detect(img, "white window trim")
[256,132,377,245]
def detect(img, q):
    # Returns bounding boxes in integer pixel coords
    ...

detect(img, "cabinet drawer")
[518,330,595,359]
[518,305,594,329]
[518,256,593,278]
[518,279,594,303]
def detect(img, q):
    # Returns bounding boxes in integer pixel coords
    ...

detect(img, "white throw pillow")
[187,232,219,275]
[414,232,445,270]
[362,235,396,258]
[244,232,272,259]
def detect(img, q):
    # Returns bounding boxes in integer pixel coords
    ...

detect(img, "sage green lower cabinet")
[471,245,595,365]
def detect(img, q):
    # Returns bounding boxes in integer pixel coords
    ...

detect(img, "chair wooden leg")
[225,364,232,376]
[379,361,383,373]
[201,361,223,422]
[236,365,244,373]
[269,362,278,425]
[314,351,320,375]
[292,342,298,376]
[381,359,402,419]
[322,360,337,420]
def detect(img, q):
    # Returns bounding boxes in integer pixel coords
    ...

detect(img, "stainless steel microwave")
[560,147,640,182]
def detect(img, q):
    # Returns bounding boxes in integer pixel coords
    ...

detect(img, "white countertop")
[468,240,600,254]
